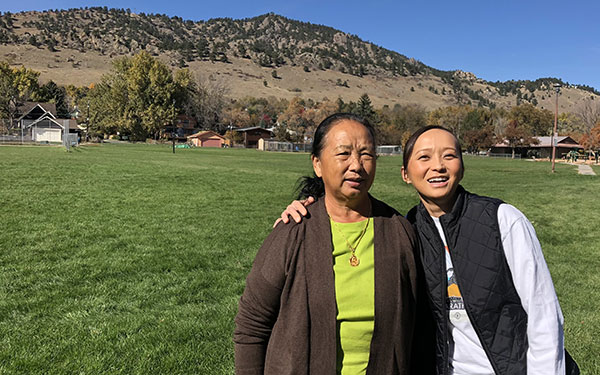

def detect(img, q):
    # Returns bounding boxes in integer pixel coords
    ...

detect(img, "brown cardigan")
[234,196,424,374]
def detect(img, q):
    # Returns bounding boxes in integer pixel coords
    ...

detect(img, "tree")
[575,99,600,135]
[223,96,287,130]
[28,35,40,47]
[356,93,377,126]
[463,125,495,154]
[377,104,427,145]
[87,51,188,140]
[65,84,89,109]
[172,68,196,119]
[224,129,243,146]
[493,116,509,140]
[509,103,553,136]
[336,97,345,112]
[192,75,229,132]
[272,122,296,142]
[0,62,41,132]
[335,79,349,88]
[301,98,338,138]
[427,106,470,140]
[38,80,69,117]
[580,121,600,150]
[277,97,309,142]
[222,107,252,128]
[129,51,178,139]
[502,120,538,159]
[557,112,586,138]
[197,37,209,58]
[357,93,373,116]
[47,37,57,52]
[462,108,493,133]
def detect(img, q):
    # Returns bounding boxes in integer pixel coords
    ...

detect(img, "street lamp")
[551,83,561,173]
[86,102,90,142]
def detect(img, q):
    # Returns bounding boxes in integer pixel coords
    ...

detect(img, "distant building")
[234,126,273,148]
[187,130,225,147]
[376,145,402,155]
[530,136,583,158]
[163,115,198,141]
[18,102,81,143]
[491,136,582,158]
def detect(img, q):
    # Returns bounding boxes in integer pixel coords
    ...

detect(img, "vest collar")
[415,185,467,221]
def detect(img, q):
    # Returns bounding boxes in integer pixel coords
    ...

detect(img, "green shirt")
[330,217,375,375]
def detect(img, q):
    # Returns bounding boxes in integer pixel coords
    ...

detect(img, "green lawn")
[1,144,598,374]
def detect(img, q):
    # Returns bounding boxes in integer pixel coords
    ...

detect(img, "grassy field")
[1,144,598,374]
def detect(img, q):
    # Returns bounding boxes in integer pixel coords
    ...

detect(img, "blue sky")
[3,0,600,90]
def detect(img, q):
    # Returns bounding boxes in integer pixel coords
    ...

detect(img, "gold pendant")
[349,254,360,267]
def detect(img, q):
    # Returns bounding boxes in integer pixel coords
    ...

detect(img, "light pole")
[551,83,561,173]
[172,99,176,154]
[86,102,90,142]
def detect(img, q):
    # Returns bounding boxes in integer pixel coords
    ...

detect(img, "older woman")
[233,113,427,374]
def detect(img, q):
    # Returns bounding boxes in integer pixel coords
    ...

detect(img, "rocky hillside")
[0,8,597,111]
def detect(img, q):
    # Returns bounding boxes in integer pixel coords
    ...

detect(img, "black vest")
[407,186,528,375]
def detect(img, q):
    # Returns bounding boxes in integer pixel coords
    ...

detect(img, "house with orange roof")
[187,130,225,147]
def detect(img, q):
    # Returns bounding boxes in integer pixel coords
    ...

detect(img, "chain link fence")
[0,129,79,147]
[258,139,312,153]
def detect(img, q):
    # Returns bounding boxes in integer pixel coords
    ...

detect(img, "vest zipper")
[441,221,502,375]
[426,214,450,375]
[440,234,449,375]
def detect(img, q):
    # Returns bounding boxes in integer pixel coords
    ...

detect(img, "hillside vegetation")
[0,8,598,111]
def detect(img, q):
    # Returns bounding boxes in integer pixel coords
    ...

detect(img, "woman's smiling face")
[401,128,464,216]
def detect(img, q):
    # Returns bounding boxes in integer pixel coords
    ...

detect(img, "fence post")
[63,127,70,152]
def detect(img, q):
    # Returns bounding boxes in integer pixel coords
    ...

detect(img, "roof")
[532,136,580,148]
[494,136,582,149]
[62,118,81,130]
[18,102,57,120]
[187,130,224,139]
[234,126,272,133]
[23,115,79,130]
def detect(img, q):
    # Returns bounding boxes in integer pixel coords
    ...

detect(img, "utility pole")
[86,101,90,142]
[172,99,176,154]
[172,128,176,154]
[551,83,561,173]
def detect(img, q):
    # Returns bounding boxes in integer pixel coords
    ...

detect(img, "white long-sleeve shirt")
[433,204,565,375]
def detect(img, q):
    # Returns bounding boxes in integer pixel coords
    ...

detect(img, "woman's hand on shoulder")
[273,196,316,228]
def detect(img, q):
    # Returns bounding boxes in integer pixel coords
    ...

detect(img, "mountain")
[0,8,597,111]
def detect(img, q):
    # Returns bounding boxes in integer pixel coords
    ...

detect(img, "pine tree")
[357,93,376,125]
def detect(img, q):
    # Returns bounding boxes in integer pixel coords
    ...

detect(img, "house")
[18,103,81,143]
[187,130,225,147]
[19,102,57,120]
[234,126,273,148]
[163,115,198,141]
[376,145,402,155]
[529,136,582,158]
[491,136,582,158]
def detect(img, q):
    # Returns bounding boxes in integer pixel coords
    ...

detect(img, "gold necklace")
[331,217,370,267]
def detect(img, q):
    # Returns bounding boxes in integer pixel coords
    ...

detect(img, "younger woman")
[401,126,564,374]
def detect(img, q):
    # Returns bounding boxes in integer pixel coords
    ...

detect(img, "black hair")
[296,113,376,200]
[402,125,464,170]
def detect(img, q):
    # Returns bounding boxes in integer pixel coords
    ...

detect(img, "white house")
[18,103,80,143]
